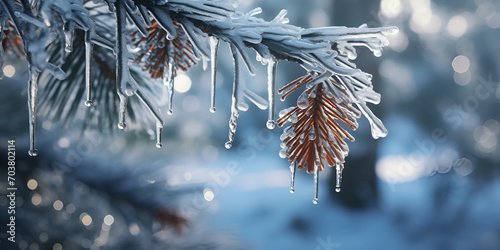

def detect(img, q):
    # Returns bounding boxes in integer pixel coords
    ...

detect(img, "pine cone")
[132,20,197,79]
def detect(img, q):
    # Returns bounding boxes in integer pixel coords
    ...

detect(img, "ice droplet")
[225,141,232,149]
[308,133,316,140]
[290,161,296,193]
[84,100,93,107]
[167,109,173,115]
[279,148,287,158]
[28,149,38,157]
[266,120,276,130]
[310,89,316,98]
[297,91,309,109]
[117,122,126,130]
[309,127,316,140]
[371,123,388,139]
[210,37,220,113]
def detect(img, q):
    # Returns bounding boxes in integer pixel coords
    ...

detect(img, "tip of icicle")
[312,198,319,204]
[335,187,341,193]
[85,100,93,107]
[210,107,216,113]
[156,143,162,148]
[266,120,276,130]
[167,109,173,115]
[290,188,295,193]
[117,123,126,130]
[28,149,38,157]
[225,141,232,149]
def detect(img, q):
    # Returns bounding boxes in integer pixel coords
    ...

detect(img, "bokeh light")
[203,188,215,201]
[31,193,42,206]
[174,74,192,93]
[452,55,471,73]
[3,65,15,77]
[53,200,64,211]
[80,213,93,226]
[27,179,38,190]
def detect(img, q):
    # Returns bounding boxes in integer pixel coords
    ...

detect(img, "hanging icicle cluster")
[0,0,397,203]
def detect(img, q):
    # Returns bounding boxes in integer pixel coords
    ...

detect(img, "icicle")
[27,70,40,156]
[165,41,175,115]
[290,161,296,193]
[115,0,133,129]
[209,36,219,113]
[266,57,278,129]
[118,95,128,129]
[135,89,165,148]
[313,163,319,204]
[335,163,344,192]
[84,31,93,107]
[64,29,74,53]
[156,122,163,148]
[225,44,241,149]
[225,111,238,149]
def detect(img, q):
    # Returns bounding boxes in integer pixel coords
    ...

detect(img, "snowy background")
[1,0,500,249]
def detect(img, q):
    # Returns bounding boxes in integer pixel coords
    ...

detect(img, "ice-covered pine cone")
[132,20,197,79]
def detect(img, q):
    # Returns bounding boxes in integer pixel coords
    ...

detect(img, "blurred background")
[1,0,500,249]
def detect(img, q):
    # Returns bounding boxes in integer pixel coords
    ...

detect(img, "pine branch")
[39,29,156,132]
[0,0,397,202]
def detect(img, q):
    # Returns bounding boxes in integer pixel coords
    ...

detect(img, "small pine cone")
[132,20,198,79]
[277,75,360,173]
